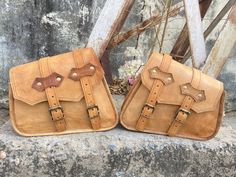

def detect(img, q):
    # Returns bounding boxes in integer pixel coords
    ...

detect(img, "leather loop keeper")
[38,58,66,132]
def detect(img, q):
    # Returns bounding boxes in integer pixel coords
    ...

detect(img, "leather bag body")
[9,48,118,136]
[120,52,224,140]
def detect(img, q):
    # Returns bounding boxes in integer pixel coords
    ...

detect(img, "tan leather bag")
[9,48,118,136]
[120,52,224,140]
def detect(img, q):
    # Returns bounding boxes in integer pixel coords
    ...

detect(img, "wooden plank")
[86,0,135,58]
[204,0,235,38]
[86,0,134,83]
[171,0,212,62]
[183,0,207,68]
[202,2,236,78]
[184,0,235,60]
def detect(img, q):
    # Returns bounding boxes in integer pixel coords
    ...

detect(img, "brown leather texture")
[9,48,118,136]
[68,63,96,81]
[120,52,224,140]
[32,72,64,92]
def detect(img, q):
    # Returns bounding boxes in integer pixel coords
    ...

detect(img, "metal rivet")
[151,69,157,73]
[198,93,202,98]
[90,66,95,70]
[72,72,78,77]
[183,85,187,89]
[56,77,61,82]
[37,82,42,86]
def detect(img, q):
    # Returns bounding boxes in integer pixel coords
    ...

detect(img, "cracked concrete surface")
[0,95,236,177]
[0,0,236,112]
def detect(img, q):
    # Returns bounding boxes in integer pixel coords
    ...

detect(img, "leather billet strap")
[72,49,101,130]
[167,68,205,136]
[38,58,66,132]
[136,54,173,131]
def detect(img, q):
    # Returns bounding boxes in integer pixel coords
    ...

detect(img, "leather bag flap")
[141,52,224,113]
[10,48,104,105]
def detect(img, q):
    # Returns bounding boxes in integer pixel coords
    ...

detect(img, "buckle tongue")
[142,103,155,114]
[178,108,190,115]
[140,103,155,119]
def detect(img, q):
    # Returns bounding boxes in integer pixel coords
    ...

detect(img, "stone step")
[0,95,236,177]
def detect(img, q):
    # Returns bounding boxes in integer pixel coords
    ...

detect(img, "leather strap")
[72,49,101,130]
[136,54,172,131]
[167,68,201,136]
[39,58,66,132]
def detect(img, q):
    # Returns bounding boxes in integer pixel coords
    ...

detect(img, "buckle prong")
[142,103,155,114]
[178,108,190,115]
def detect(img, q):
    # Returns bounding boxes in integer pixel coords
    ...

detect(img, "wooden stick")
[202,2,236,78]
[86,0,135,58]
[86,0,134,83]
[171,0,212,62]
[183,0,207,68]
[184,0,235,61]
[108,3,183,48]
[159,0,172,53]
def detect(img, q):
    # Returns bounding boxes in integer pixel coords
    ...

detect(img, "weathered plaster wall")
[0,0,235,112]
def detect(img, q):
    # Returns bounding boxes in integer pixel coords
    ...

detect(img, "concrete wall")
[0,0,235,112]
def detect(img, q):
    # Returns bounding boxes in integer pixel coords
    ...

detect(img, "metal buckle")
[49,106,64,118]
[87,105,99,119]
[142,103,155,114]
[178,108,190,116]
